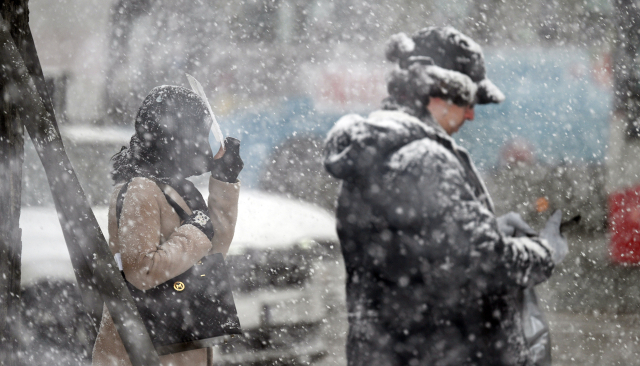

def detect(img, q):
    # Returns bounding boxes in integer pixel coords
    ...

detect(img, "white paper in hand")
[540,210,568,264]
[186,73,225,151]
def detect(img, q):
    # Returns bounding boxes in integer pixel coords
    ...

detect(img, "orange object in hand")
[536,197,549,213]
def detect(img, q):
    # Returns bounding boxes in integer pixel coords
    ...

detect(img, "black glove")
[183,210,215,240]
[210,137,243,183]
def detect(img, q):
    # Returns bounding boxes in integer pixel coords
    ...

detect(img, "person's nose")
[465,107,475,121]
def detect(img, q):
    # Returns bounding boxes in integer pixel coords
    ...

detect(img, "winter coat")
[92,176,240,366]
[324,109,555,366]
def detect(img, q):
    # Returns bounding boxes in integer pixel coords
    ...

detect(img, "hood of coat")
[324,110,450,180]
[111,85,216,184]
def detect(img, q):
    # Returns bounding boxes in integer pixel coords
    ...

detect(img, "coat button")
[174,281,185,291]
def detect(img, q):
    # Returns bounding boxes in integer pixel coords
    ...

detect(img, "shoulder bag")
[115,180,242,355]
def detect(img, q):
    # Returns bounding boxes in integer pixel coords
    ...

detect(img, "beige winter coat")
[92,176,240,366]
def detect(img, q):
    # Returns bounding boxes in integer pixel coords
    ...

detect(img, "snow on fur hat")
[386,26,504,105]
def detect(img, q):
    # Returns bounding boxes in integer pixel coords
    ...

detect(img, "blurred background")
[15,0,640,364]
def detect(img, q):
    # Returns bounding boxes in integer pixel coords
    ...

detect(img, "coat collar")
[369,109,460,154]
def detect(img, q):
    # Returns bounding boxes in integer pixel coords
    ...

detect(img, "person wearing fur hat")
[324,27,565,366]
[92,85,243,366]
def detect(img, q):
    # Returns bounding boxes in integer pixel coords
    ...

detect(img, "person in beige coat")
[92,85,243,366]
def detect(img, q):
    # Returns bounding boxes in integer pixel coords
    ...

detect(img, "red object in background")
[498,138,535,167]
[609,185,640,264]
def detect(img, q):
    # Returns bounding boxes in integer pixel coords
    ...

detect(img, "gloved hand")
[210,137,243,183]
[539,210,568,264]
[183,210,215,240]
[497,212,536,237]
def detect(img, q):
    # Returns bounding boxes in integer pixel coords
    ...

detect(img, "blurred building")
[29,0,614,124]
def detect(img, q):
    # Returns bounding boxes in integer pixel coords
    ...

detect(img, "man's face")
[427,97,475,135]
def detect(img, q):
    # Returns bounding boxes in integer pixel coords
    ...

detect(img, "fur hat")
[385,26,504,109]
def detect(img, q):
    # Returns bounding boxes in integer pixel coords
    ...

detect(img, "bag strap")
[156,182,191,222]
[116,180,192,228]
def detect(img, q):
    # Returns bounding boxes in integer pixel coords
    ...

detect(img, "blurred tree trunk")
[0,1,28,364]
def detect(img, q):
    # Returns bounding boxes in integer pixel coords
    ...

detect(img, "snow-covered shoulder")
[325,113,366,142]
[324,110,433,180]
[387,135,462,175]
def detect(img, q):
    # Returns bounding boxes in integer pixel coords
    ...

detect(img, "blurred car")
[19,182,341,365]
[204,189,342,365]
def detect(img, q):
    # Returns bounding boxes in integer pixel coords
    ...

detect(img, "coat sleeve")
[207,176,240,256]
[118,178,212,290]
[376,140,554,293]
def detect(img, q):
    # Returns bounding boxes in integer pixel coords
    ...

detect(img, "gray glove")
[497,212,536,237]
[539,210,568,264]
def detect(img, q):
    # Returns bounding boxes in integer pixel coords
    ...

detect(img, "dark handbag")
[115,180,242,355]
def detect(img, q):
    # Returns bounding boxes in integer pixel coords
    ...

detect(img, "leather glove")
[539,210,568,264]
[210,137,243,183]
[497,212,536,237]
[183,210,215,240]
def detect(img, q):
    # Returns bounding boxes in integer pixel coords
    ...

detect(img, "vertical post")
[0,69,24,366]
[613,0,640,138]
[607,0,640,190]
[0,1,28,364]
[606,0,640,263]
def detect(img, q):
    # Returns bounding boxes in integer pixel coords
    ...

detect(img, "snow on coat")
[324,109,554,366]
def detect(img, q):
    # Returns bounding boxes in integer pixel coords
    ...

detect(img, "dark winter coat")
[324,109,555,366]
